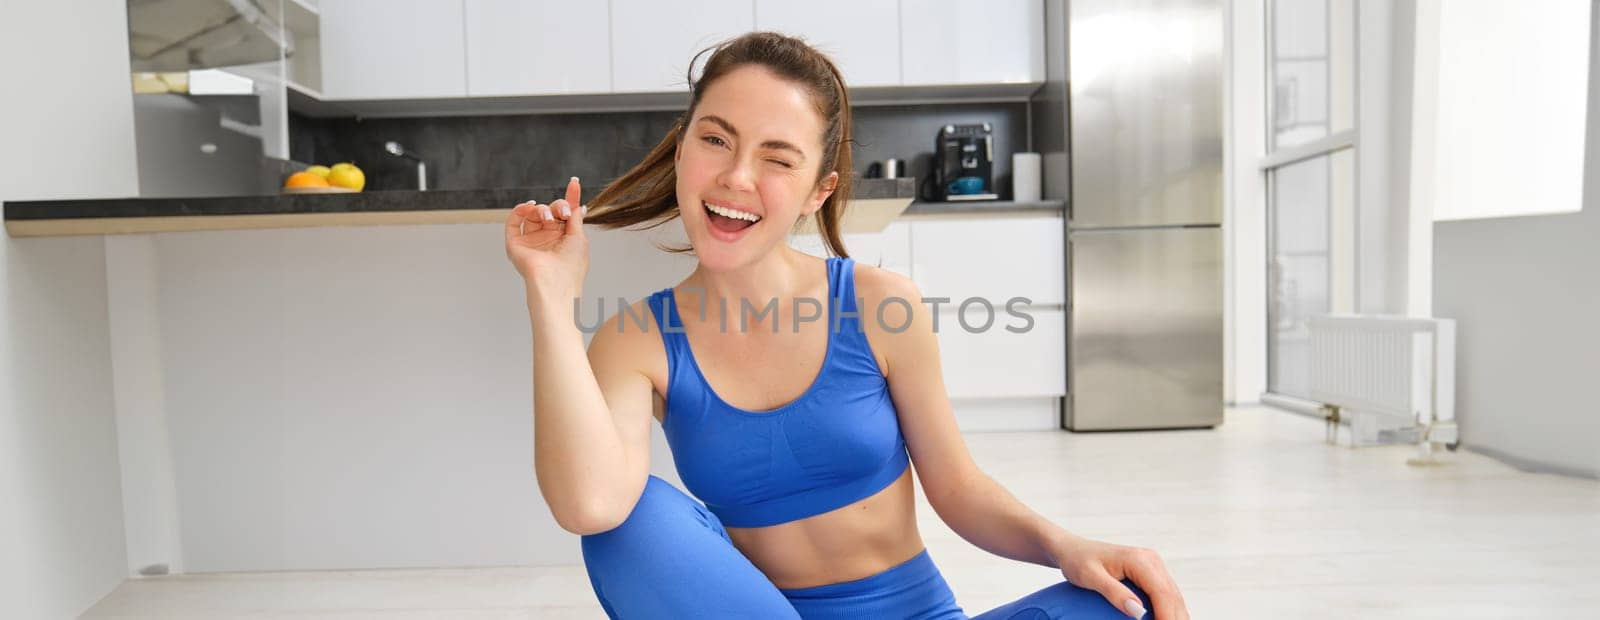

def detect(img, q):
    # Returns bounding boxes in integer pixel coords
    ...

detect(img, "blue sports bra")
[647,256,910,528]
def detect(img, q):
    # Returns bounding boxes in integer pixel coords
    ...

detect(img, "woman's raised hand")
[505,177,589,298]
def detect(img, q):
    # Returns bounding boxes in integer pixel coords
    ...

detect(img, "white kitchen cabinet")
[900,0,1045,86]
[463,0,610,96]
[938,307,1065,399]
[320,0,467,99]
[610,0,755,93]
[754,0,900,87]
[918,214,1066,400]
[908,214,1065,307]
[306,0,1045,110]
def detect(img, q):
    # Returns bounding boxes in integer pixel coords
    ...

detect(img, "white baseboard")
[950,397,1060,432]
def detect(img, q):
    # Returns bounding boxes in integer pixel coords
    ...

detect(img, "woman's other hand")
[1049,533,1188,619]
[506,176,589,298]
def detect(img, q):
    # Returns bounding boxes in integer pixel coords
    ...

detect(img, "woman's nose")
[717,156,757,192]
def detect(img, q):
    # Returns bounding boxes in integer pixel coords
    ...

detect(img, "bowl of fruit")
[283,163,366,194]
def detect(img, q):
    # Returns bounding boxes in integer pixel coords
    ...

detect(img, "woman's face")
[674,64,838,269]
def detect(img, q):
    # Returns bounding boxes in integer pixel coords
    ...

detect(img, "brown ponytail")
[584,31,854,258]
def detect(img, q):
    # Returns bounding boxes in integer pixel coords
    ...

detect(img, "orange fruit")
[326,163,365,191]
[284,171,330,188]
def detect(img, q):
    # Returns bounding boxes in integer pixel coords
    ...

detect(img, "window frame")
[1261,0,1360,399]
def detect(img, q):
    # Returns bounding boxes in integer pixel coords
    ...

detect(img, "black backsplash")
[289,102,1028,200]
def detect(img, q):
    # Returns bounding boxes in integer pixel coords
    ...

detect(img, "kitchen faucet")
[384,141,429,191]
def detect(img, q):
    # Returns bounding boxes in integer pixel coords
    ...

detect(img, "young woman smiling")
[503,32,1188,620]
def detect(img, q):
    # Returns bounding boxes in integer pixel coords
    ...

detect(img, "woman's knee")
[577,476,792,617]
[579,476,704,557]
[972,578,1152,620]
[1071,579,1150,619]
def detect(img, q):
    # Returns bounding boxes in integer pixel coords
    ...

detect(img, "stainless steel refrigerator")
[1035,0,1224,430]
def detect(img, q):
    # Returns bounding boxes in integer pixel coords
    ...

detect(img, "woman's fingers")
[1082,568,1147,619]
[564,176,582,209]
[566,202,586,237]
[506,201,536,244]
[508,201,561,240]
[1124,550,1187,620]
[507,176,586,248]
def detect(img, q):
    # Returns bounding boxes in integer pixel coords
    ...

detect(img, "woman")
[503,32,1189,620]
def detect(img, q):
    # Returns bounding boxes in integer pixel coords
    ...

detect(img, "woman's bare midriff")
[724,466,925,590]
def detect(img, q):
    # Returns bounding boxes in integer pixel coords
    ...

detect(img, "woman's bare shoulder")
[849,260,920,313]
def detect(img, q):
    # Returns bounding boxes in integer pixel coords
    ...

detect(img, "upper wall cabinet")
[310,0,1045,107]
[464,0,611,96]
[611,0,755,93]
[901,0,1044,85]
[754,0,900,87]
[320,0,467,99]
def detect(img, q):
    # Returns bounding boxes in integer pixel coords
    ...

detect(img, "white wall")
[105,235,187,576]
[1356,0,1409,316]
[1427,0,1591,222]
[1224,0,1266,404]
[1432,2,1600,478]
[149,222,696,571]
[1352,0,1427,317]
[0,1,140,617]
[1385,0,1423,316]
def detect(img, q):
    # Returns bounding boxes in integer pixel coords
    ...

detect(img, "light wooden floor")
[83,407,1600,618]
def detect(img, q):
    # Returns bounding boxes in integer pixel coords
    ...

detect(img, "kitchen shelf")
[277,0,323,95]
[281,0,319,37]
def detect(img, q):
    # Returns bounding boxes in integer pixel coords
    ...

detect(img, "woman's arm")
[509,179,654,536]
[528,290,655,536]
[857,266,1060,564]
[858,265,1187,619]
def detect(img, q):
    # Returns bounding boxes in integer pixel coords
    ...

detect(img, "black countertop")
[2,178,918,222]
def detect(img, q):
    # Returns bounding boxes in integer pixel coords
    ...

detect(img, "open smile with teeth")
[704,201,762,222]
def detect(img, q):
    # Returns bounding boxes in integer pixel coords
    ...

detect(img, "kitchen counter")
[901,199,1066,216]
[3,178,918,237]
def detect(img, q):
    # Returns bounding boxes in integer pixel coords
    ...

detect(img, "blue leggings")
[580,475,1150,619]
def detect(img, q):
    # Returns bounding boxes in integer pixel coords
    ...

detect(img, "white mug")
[882,158,904,179]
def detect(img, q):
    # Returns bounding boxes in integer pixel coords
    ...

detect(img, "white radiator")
[1308,315,1457,456]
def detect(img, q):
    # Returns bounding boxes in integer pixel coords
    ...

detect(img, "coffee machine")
[931,123,998,201]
